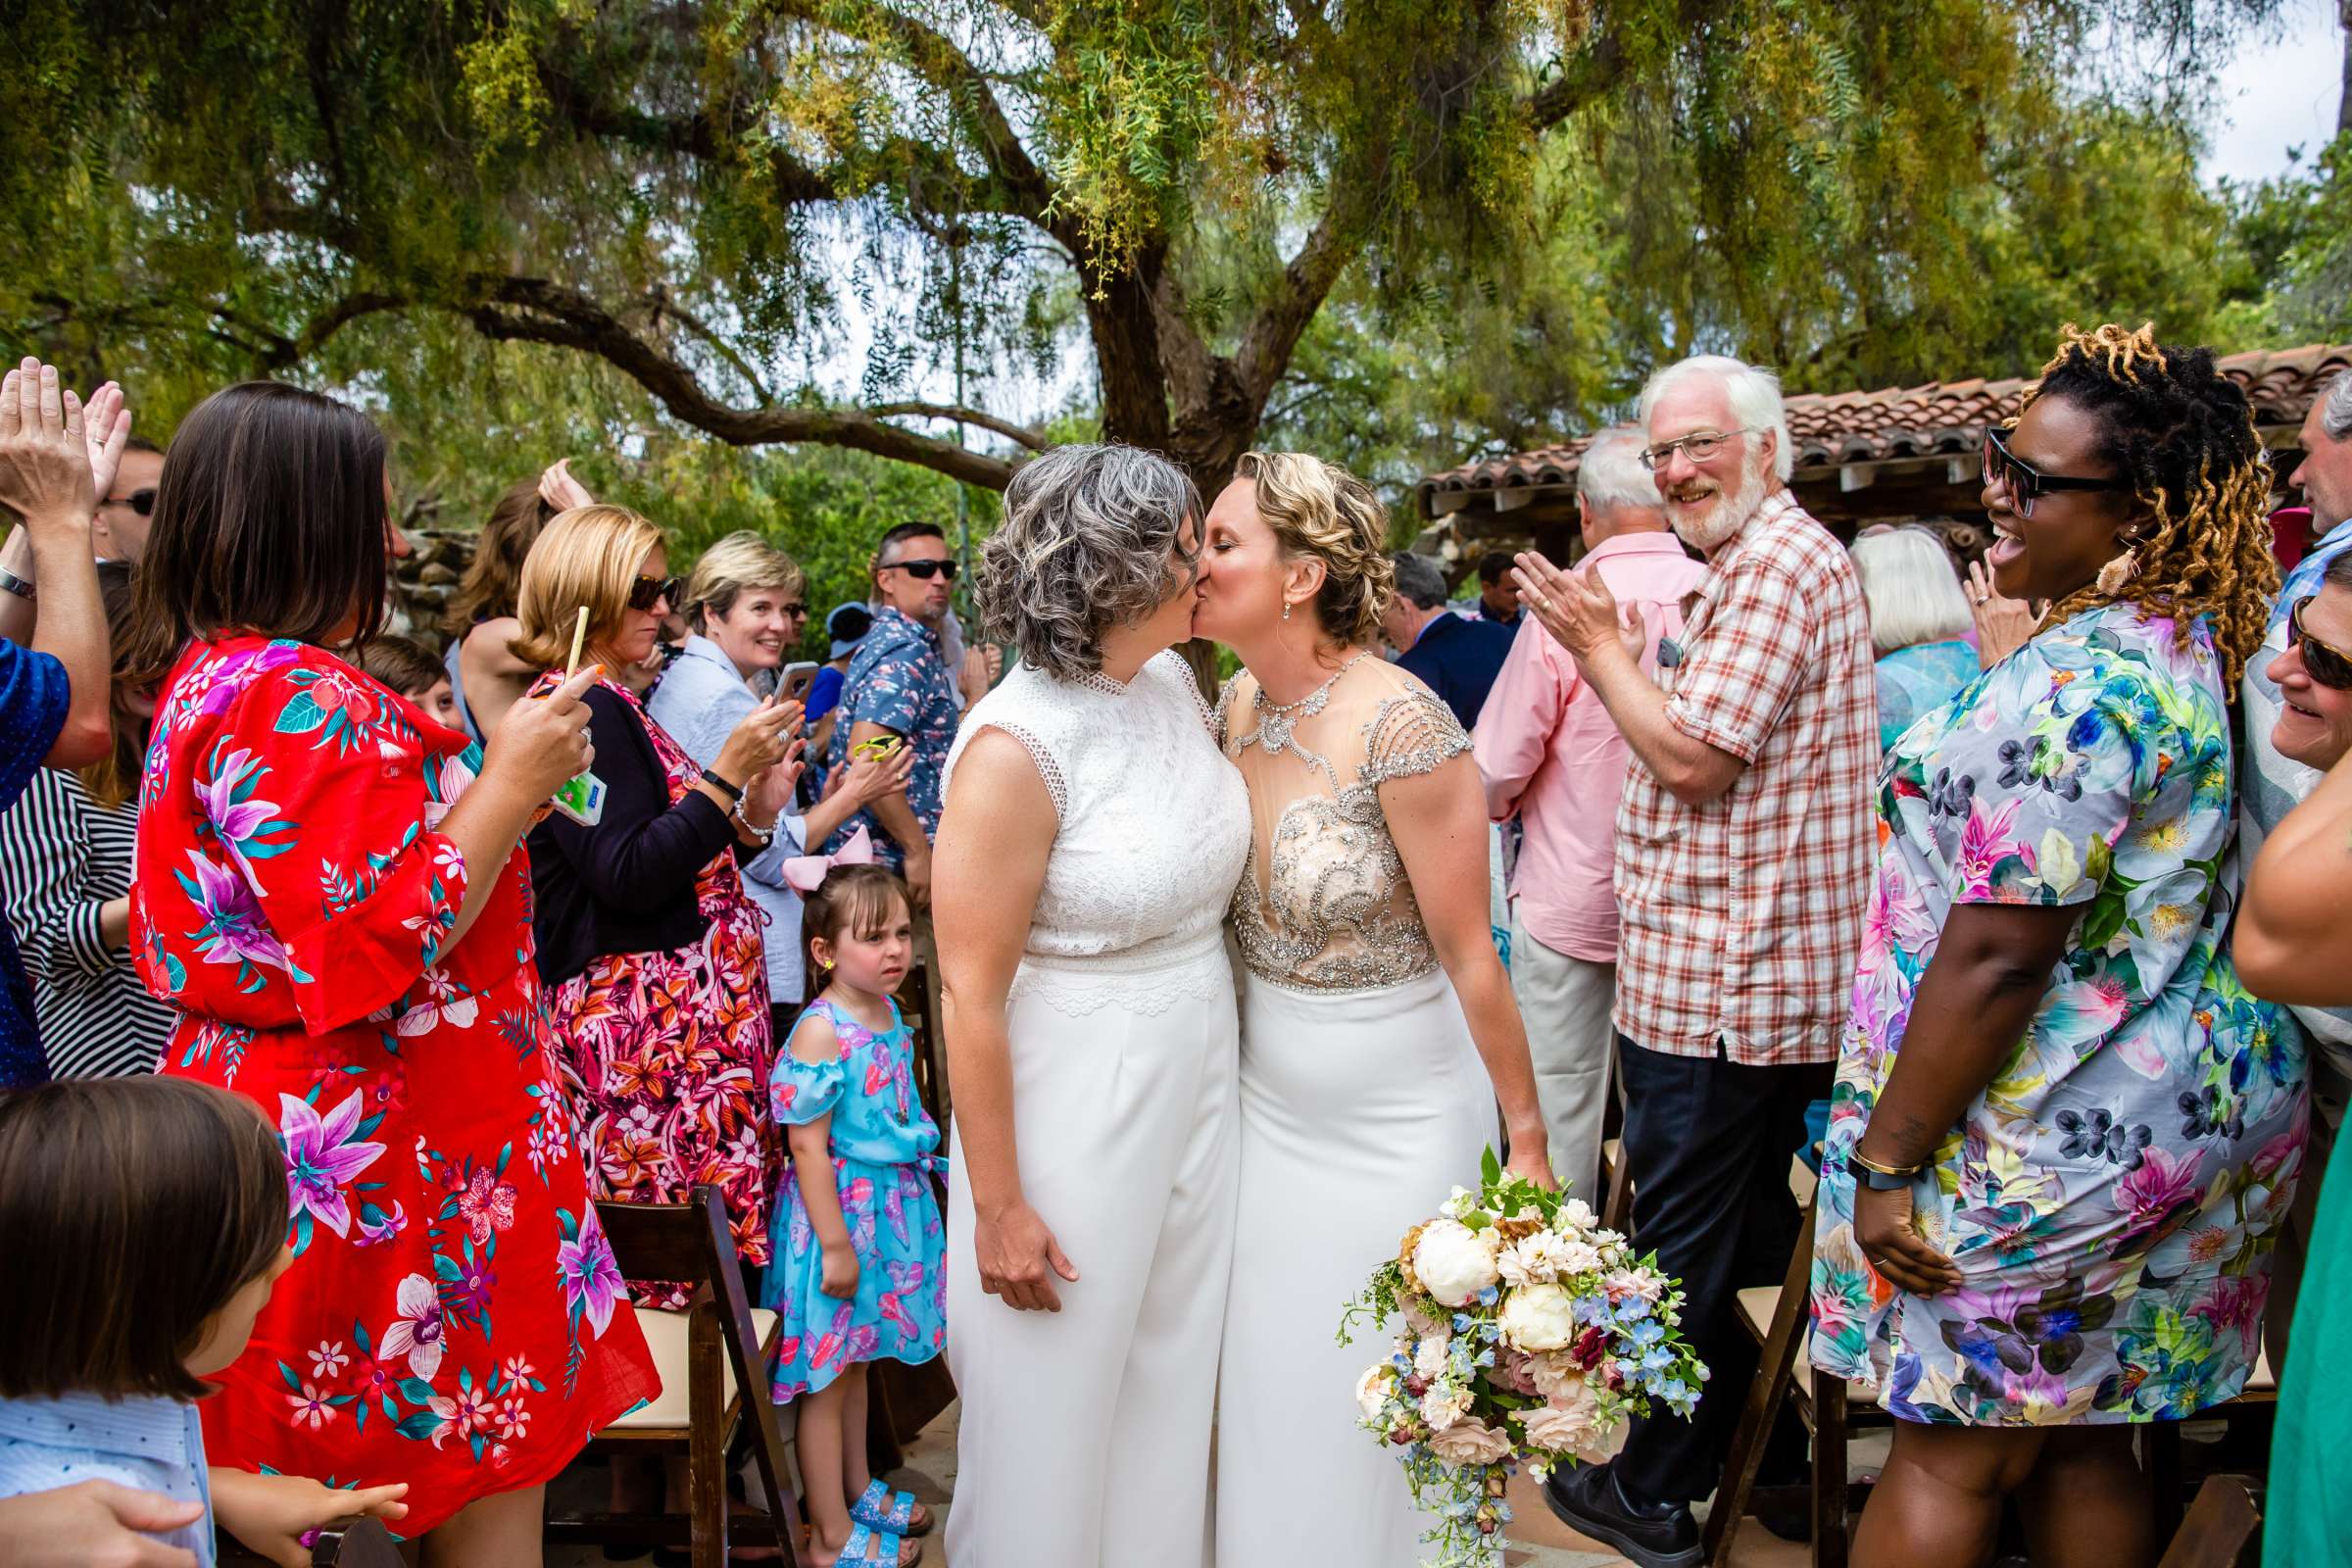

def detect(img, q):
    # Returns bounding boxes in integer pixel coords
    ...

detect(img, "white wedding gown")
[1213,656,1498,1565]
[942,649,1250,1568]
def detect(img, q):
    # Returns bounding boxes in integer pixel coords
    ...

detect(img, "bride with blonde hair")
[1194,450,1554,1563]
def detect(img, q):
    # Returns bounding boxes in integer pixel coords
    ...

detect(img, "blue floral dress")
[1809,604,2306,1425]
[763,997,946,1399]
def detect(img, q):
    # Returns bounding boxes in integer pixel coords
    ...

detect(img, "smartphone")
[779,661,820,703]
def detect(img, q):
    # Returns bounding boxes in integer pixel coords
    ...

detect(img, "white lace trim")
[1005,929,1232,1018]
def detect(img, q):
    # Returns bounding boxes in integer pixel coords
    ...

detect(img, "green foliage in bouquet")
[1340,1148,1708,1568]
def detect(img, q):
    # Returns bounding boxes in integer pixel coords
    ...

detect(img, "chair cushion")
[605,1306,779,1432]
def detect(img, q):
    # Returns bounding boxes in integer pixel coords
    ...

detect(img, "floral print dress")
[530,671,781,1309]
[763,997,945,1401]
[1810,604,2305,1426]
[135,637,658,1533]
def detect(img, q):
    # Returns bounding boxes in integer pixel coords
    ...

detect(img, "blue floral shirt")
[0,640,70,1087]
[820,607,959,866]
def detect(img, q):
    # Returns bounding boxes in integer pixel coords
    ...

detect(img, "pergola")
[1413,342,2352,565]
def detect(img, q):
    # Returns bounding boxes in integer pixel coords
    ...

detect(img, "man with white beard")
[1511,355,1876,1567]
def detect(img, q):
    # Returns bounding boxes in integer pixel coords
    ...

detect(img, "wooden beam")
[1838,464,1876,493]
[1494,484,1575,513]
[1430,488,1481,516]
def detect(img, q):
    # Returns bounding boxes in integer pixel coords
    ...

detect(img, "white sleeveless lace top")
[944,649,1250,966]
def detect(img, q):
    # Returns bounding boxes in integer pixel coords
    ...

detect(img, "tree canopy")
[0,0,2317,527]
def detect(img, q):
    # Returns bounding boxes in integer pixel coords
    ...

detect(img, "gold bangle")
[1848,1149,1924,1180]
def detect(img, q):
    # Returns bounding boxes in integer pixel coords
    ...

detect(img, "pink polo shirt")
[1473,530,1708,963]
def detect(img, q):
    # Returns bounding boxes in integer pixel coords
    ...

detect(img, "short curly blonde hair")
[1235,451,1394,648]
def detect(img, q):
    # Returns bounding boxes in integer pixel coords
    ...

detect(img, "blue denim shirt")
[646,635,813,1002]
[0,1392,214,1566]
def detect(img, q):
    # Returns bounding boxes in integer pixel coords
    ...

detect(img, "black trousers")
[1612,1034,1831,1507]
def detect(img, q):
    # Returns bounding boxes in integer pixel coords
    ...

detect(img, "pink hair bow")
[781,823,876,894]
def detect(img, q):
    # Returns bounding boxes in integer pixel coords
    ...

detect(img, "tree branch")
[865,401,1050,451]
[462,276,1020,489]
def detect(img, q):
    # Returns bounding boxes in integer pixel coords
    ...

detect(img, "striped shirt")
[0,768,174,1077]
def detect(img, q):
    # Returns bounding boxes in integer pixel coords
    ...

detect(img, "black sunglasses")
[1983,425,2129,519]
[885,557,957,581]
[2288,596,2352,690]
[627,574,683,612]
[107,487,156,516]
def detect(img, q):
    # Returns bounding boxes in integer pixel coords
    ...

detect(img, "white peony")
[1497,1282,1580,1351]
[1553,1239,1604,1278]
[1439,1185,1475,1220]
[1412,1332,1452,1378]
[1427,1417,1514,1467]
[1420,1383,1473,1432]
[1412,1219,1502,1308]
[1356,1364,1396,1421]
[1558,1198,1599,1232]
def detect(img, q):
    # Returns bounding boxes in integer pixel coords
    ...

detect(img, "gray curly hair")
[975,443,1204,680]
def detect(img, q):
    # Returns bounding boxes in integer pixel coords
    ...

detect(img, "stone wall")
[388,527,478,652]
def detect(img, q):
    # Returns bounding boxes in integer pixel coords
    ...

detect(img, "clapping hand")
[743,737,806,826]
[0,360,99,534]
[960,643,1002,704]
[81,382,132,503]
[1513,551,1643,665]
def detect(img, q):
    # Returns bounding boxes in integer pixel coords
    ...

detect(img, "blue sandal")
[850,1480,932,1538]
[837,1521,920,1566]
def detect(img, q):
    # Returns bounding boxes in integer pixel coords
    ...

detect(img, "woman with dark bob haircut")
[126,382,657,1564]
[931,444,1254,1567]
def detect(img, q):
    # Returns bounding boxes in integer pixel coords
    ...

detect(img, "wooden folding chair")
[306,1515,405,1567]
[1703,1179,1890,1568]
[542,1186,804,1568]
[2156,1473,2263,1568]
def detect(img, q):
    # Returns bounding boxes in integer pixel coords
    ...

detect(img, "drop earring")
[2096,538,2141,597]
[1282,598,1292,622]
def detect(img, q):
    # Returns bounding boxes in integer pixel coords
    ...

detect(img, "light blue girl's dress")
[762,996,947,1399]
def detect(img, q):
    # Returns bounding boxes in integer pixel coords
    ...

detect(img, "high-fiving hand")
[0,359,100,532]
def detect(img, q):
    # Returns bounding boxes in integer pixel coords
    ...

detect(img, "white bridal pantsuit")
[941,652,1250,1568]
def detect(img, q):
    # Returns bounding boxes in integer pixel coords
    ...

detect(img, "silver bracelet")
[732,795,776,845]
[0,567,32,603]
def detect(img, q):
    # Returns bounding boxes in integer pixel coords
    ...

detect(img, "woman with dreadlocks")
[1804,323,2305,1566]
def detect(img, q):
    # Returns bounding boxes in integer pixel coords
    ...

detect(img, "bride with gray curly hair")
[930,442,1249,1568]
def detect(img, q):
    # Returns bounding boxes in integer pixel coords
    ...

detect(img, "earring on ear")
[2096,534,2142,597]
[1282,598,1292,622]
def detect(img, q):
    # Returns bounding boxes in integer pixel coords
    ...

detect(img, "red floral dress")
[134,636,659,1534]
[529,671,781,1309]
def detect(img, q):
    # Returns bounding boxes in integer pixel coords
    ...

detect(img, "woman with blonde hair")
[651,531,913,1035]
[1849,522,1983,752]
[515,505,801,1299]
[1193,450,1553,1565]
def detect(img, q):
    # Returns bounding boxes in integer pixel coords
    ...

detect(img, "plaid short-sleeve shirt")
[1611,493,1878,1064]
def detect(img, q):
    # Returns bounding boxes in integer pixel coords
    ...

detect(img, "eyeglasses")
[627,574,682,612]
[105,487,156,516]
[1982,425,2129,519]
[883,557,957,581]
[1639,429,1756,470]
[2288,596,2352,689]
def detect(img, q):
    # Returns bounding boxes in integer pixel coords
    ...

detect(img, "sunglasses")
[628,574,683,612]
[884,557,957,581]
[105,487,157,516]
[1983,425,2129,518]
[2288,596,2352,690]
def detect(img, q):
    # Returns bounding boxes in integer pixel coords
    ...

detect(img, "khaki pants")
[1509,914,1617,1204]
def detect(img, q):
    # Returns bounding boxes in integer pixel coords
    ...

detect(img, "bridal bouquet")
[1340,1150,1707,1567]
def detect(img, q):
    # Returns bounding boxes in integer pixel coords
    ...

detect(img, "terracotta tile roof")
[1416,343,2352,516]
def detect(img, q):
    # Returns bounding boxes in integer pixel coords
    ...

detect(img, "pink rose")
[1527,1351,1586,1399]
[1427,1417,1514,1467]
[1520,1402,1607,1462]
